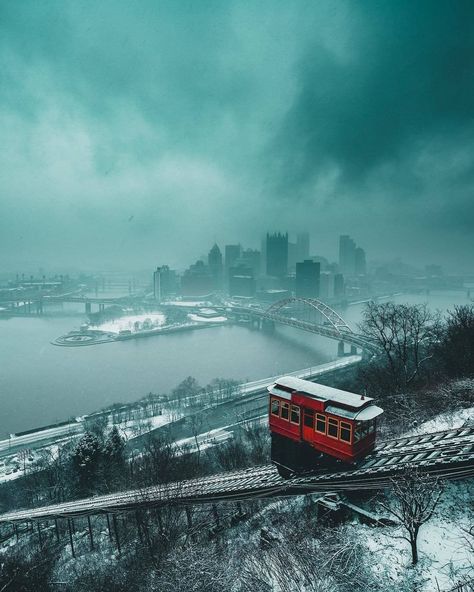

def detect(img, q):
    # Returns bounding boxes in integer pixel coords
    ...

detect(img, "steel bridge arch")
[266,297,353,335]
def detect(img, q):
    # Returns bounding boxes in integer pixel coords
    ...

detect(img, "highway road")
[0,356,361,459]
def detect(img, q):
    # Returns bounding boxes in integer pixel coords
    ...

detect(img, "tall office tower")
[228,265,256,297]
[181,260,214,297]
[266,232,288,277]
[238,248,261,277]
[339,235,356,276]
[153,267,162,302]
[296,232,310,262]
[288,241,297,270]
[153,265,176,301]
[208,243,223,288]
[334,273,345,298]
[355,247,367,275]
[260,236,267,271]
[295,260,320,298]
[224,244,241,275]
[319,271,333,299]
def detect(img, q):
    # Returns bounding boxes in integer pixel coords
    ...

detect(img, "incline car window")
[315,414,326,434]
[354,421,374,441]
[328,418,338,438]
[290,405,300,424]
[271,398,280,416]
[340,421,351,443]
[281,402,289,420]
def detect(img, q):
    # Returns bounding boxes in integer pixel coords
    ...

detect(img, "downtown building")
[208,243,223,290]
[181,260,214,298]
[295,260,320,298]
[339,235,367,277]
[153,265,177,301]
[266,232,288,278]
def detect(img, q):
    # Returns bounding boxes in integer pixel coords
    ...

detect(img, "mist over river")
[0,291,470,436]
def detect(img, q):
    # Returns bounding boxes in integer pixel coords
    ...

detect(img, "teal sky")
[1,1,473,272]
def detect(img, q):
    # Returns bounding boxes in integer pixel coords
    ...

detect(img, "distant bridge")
[229,297,379,354]
[0,292,142,315]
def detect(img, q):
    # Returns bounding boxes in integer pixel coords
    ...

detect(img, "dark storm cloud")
[0,1,473,271]
[270,0,474,191]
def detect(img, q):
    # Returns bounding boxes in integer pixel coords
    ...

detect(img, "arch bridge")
[231,297,379,354]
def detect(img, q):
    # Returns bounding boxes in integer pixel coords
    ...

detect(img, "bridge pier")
[99,303,105,313]
[337,341,345,357]
[87,515,94,551]
[262,319,275,332]
[85,302,91,314]
[361,348,372,361]
[67,519,75,558]
[350,345,357,355]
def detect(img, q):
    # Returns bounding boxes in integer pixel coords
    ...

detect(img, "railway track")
[1,426,473,524]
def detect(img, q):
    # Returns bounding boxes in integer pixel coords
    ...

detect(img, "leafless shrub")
[379,467,443,565]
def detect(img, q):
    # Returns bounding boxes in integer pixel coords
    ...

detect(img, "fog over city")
[1,0,474,272]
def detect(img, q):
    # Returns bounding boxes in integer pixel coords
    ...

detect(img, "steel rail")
[1,427,473,524]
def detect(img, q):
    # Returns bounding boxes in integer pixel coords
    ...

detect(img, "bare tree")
[148,542,234,592]
[189,413,204,459]
[434,304,474,378]
[379,467,443,565]
[360,302,440,391]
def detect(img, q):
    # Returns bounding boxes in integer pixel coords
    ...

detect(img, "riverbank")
[2,290,470,439]
[52,320,227,347]
[0,356,362,484]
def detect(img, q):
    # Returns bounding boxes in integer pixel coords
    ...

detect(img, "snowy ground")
[91,312,166,334]
[406,406,474,436]
[362,481,474,590]
[187,313,227,323]
[118,412,175,440]
[163,300,211,307]
[0,442,66,484]
[359,406,474,590]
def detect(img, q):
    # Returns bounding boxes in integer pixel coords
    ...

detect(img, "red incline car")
[268,376,384,478]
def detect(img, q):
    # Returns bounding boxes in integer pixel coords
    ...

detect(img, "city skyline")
[0,228,455,279]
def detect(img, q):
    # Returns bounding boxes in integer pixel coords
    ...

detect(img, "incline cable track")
[1,427,473,524]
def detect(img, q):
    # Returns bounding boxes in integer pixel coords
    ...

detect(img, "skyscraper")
[334,273,345,298]
[228,266,256,297]
[153,267,162,302]
[339,235,356,276]
[296,232,310,262]
[153,265,176,301]
[224,244,241,276]
[238,248,261,277]
[208,243,223,288]
[266,232,288,277]
[288,241,297,270]
[181,260,214,297]
[295,260,320,298]
[355,247,367,275]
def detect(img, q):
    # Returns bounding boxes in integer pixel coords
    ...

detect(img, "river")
[0,290,470,436]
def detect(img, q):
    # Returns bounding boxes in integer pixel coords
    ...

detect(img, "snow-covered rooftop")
[273,376,375,410]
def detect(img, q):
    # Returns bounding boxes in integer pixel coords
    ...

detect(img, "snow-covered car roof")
[270,376,378,413]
